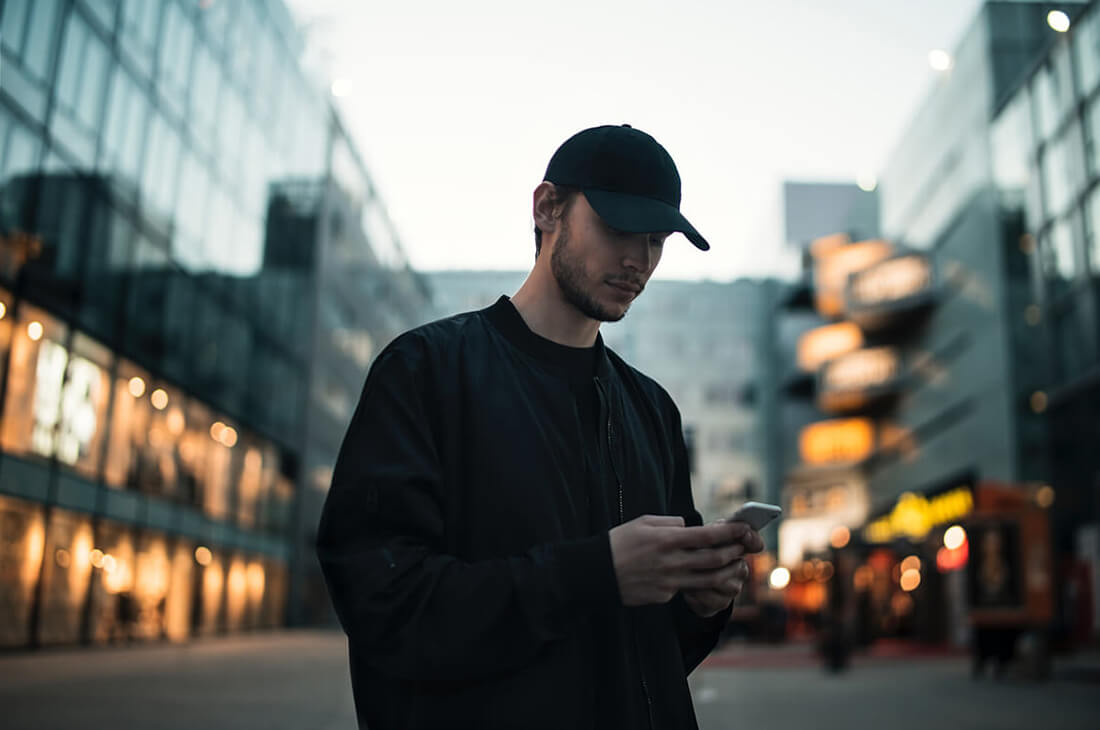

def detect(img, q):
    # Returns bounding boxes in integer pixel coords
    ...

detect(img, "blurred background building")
[0,0,431,649]
[768,0,1100,653]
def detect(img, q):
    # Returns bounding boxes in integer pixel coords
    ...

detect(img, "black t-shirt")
[499,300,604,532]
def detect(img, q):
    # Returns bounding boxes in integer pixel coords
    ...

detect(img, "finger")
[676,543,745,571]
[668,522,743,549]
[741,528,765,553]
[642,514,686,528]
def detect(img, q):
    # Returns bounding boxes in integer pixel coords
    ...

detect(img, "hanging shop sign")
[799,418,875,465]
[845,253,935,330]
[862,486,974,543]
[796,322,864,373]
[812,238,893,319]
[817,346,902,413]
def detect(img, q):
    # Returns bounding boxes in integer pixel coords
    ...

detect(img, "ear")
[532,181,561,235]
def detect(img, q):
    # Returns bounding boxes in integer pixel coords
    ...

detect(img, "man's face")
[550,193,668,322]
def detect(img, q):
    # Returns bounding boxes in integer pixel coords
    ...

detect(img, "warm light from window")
[944,525,966,550]
[1047,10,1071,32]
[128,376,146,398]
[210,421,226,442]
[220,426,238,448]
[27,320,44,341]
[166,408,185,436]
[1036,485,1055,508]
[101,554,117,573]
[797,322,864,372]
[0,302,6,319]
[55,548,72,568]
[928,49,953,71]
[90,549,105,568]
[1030,391,1048,413]
[769,567,791,590]
[901,555,921,574]
[856,171,877,192]
[151,388,169,410]
[900,568,921,591]
[195,546,213,566]
[830,526,851,549]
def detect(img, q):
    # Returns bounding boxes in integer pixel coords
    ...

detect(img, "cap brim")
[583,188,710,251]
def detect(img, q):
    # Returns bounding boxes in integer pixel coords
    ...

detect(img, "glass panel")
[56,333,112,480]
[100,66,149,188]
[244,555,265,629]
[177,399,213,509]
[201,416,235,521]
[1088,184,1100,275]
[24,0,61,80]
[158,2,194,100]
[225,553,247,631]
[77,197,133,343]
[0,303,69,462]
[1040,130,1076,217]
[103,359,152,490]
[0,495,45,647]
[131,532,171,640]
[1087,95,1100,178]
[37,509,95,645]
[81,0,119,33]
[1042,216,1080,288]
[163,538,194,641]
[88,520,136,643]
[1,0,31,56]
[1033,46,1075,141]
[1073,5,1099,97]
[142,113,182,220]
[188,41,221,143]
[235,437,263,528]
[260,558,286,628]
[195,547,224,636]
[77,22,110,130]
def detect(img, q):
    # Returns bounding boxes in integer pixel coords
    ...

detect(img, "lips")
[607,280,643,294]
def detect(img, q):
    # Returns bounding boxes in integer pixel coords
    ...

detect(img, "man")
[317,124,764,729]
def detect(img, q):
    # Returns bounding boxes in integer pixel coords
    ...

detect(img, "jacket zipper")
[594,376,654,729]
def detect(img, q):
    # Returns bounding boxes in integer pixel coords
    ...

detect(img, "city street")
[2,630,1097,729]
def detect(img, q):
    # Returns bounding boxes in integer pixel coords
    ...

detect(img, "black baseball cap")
[543,124,710,251]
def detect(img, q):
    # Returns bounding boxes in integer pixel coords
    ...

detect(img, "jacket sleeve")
[315,335,620,683]
[664,399,733,673]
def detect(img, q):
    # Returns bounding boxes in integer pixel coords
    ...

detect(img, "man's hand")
[608,515,758,607]
[681,521,765,617]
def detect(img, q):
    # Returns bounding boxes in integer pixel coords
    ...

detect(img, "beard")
[550,217,629,322]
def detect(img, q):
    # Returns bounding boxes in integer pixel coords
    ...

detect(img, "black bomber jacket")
[316,296,729,729]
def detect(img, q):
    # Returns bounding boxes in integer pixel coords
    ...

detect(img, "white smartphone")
[725,501,782,531]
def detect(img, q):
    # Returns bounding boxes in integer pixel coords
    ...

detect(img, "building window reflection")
[88,520,136,644]
[37,509,94,645]
[195,548,225,636]
[0,303,69,462]
[164,538,194,642]
[0,496,45,647]
[104,360,153,490]
[58,333,112,480]
[131,533,171,640]
[1087,185,1100,275]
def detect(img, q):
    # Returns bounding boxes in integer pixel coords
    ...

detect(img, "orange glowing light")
[799,418,874,465]
[796,322,864,372]
[830,526,851,549]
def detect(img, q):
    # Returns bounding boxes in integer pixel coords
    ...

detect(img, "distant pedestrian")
[317,124,764,729]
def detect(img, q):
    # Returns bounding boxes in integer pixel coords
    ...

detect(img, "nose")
[622,235,652,272]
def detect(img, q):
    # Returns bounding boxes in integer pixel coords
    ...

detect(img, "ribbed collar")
[484,295,609,384]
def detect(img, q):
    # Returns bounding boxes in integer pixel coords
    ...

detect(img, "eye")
[649,234,668,247]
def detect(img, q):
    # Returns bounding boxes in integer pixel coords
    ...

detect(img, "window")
[120,0,160,74]
[175,151,212,258]
[1088,185,1100,275]
[1040,124,1085,218]
[81,0,119,34]
[103,360,179,498]
[0,495,45,647]
[0,304,69,463]
[225,553,248,631]
[2,0,63,81]
[1032,46,1076,142]
[36,509,95,645]
[188,41,222,148]
[130,533,171,640]
[194,547,224,635]
[1073,6,1100,98]
[55,10,111,132]
[87,520,136,644]
[163,539,194,641]
[99,66,149,189]
[157,1,194,103]
[1087,95,1100,178]
[142,113,182,221]
[1041,216,1080,286]
[991,91,1033,200]
[56,332,112,480]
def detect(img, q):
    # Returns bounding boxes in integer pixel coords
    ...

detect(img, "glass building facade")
[0,0,432,648]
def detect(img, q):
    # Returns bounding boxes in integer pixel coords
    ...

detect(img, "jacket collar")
[484,296,614,383]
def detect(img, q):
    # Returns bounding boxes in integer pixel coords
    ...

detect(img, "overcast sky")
[286,0,985,281]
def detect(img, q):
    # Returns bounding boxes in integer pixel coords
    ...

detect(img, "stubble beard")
[550,216,628,323]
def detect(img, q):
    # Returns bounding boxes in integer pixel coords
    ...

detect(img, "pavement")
[1,630,1098,729]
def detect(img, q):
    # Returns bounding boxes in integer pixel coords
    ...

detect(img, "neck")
[511,266,601,348]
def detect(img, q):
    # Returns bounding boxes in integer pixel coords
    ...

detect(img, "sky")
[286,0,985,281]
